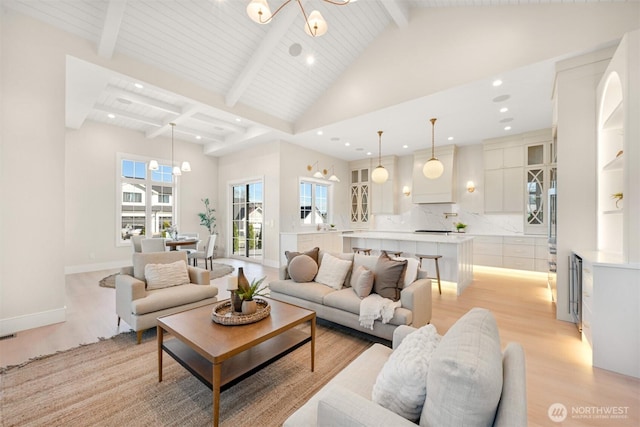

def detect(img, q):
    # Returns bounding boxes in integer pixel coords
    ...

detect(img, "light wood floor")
[1,260,638,426]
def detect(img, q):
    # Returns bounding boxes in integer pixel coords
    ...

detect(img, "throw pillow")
[420,308,504,427]
[373,252,407,301]
[285,247,319,265]
[372,324,441,422]
[288,254,318,282]
[315,253,353,290]
[351,265,374,299]
[145,260,190,290]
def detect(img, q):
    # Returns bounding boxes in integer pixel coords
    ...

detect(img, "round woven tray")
[211,298,270,325]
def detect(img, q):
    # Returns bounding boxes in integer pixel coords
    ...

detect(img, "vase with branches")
[198,198,217,235]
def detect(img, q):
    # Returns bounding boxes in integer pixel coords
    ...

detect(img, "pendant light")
[423,118,444,179]
[371,130,389,184]
[148,123,191,176]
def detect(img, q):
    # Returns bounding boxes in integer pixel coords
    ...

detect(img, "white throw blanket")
[359,293,401,330]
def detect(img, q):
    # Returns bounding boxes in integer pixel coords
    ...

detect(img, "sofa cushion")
[420,308,503,427]
[320,251,355,287]
[315,253,353,290]
[288,254,318,282]
[131,283,218,315]
[269,279,336,305]
[145,260,190,290]
[374,252,407,301]
[352,265,374,299]
[372,324,441,422]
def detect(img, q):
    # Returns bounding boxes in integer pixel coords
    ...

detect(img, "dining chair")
[130,235,145,253]
[188,234,216,269]
[141,238,166,253]
[177,232,199,255]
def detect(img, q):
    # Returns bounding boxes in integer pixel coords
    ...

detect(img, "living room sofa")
[269,250,432,341]
[116,251,218,343]
[284,308,527,427]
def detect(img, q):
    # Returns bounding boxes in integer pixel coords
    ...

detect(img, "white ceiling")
[3,0,636,160]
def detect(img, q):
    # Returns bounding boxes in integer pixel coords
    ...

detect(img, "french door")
[231,181,263,259]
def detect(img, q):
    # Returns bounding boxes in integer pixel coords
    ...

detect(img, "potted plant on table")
[454,222,468,233]
[236,276,268,315]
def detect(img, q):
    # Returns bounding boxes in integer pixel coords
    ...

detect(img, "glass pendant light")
[423,118,444,179]
[371,130,389,184]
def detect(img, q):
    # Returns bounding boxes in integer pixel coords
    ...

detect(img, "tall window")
[231,181,263,259]
[300,180,330,225]
[118,155,177,243]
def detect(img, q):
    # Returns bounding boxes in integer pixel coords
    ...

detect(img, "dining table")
[164,239,199,251]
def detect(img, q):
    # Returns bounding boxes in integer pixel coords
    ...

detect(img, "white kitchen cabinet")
[473,235,548,272]
[484,167,524,213]
[412,145,457,204]
[370,155,398,215]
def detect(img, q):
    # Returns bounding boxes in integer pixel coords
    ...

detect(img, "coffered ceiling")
[3,0,637,160]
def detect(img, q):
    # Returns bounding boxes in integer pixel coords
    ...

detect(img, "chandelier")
[148,123,191,176]
[246,0,352,37]
[423,118,444,179]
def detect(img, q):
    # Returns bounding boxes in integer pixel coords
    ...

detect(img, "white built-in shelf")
[603,154,624,171]
[602,101,623,131]
[603,209,623,215]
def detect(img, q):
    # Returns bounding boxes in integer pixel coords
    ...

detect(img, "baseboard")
[0,307,66,336]
[65,259,130,274]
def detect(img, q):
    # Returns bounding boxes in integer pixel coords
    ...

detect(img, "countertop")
[573,249,640,269]
[341,230,474,243]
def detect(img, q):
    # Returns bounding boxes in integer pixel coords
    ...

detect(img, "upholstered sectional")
[284,308,528,427]
[269,250,432,341]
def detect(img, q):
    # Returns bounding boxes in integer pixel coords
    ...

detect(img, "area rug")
[0,323,373,426]
[99,263,235,288]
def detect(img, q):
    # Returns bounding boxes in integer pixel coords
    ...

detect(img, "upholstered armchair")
[116,251,218,343]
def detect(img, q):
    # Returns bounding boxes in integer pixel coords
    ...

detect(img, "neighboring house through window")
[300,180,330,226]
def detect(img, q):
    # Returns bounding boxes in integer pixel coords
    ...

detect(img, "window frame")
[116,153,180,247]
[298,177,333,227]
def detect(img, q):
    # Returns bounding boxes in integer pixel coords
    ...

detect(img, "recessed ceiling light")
[504,126,512,131]
[492,94,510,102]
[195,135,202,140]
[317,130,323,136]
[500,107,509,113]
[235,117,242,122]
[402,144,408,149]
[306,55,315,65]
[107,113,116,119]
[134,83,143,89]
[492,79,503,87]
[447,136,454,141]
[345,142,350,147]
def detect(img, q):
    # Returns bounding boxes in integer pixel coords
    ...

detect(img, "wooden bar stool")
[382,250,403,257]
[416,254,442,294]
[352,247,372,255]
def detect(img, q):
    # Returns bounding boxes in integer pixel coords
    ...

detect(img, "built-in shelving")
[602,154,623,171]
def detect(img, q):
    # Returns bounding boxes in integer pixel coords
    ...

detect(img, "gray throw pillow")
[352,265,374,299]
[288,254,318,283]
[373,252,407,301]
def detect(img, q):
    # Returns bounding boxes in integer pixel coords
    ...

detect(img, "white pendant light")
[423,118,444,180]
[371,130,389,184]
[307,161,326,179]
[148,123,191,176]
[181,161,191,172]
[148,160,159,171]
[304,10,328,37]
[247,0,271,23]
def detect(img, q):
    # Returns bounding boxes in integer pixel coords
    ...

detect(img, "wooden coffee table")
[157,298,315,427]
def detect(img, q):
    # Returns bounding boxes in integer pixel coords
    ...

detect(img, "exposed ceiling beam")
[97,0,128,58]
[104,85,181,115]
[191,113,246,134]
[380,0,409,29]
[93,104,163,127]
[145,106,200,139]
[225,4,300,108]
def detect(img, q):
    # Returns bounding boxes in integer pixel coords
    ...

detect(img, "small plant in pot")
[236,276,268,315]
[454,222,468,233]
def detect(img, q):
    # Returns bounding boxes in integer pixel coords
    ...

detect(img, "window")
[299,180,330,225]
[232,181,263,259]
[118,156,178,243]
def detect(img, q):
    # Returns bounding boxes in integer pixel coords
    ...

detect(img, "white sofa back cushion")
[420,308,503,427]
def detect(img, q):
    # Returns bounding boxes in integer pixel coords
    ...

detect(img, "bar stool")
[382,250,403,257]
[352,247,372,255]
[416,254,442,294]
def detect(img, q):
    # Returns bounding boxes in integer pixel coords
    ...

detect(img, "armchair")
[116,251,218,343]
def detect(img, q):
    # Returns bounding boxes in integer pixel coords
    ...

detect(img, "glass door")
[232,181,263,259]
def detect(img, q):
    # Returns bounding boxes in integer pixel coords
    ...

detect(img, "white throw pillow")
[145,260,190,290]
[315,253,353,290]
[372,324,441,422]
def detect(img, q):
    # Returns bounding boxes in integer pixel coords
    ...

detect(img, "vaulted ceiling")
[3,0,638,160]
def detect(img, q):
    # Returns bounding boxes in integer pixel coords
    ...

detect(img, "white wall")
[64,121,218,273]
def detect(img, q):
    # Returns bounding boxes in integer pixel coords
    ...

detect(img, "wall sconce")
[466,181,475,193]
[307,161,327,179]
[402,186,411,196]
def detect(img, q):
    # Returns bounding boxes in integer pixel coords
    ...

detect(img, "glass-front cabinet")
[350,164,370,228]
[524,136,555,235]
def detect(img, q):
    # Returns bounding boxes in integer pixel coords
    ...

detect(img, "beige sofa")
[269,251,432,341]
[284,308,527,427]
[116,251,219,343]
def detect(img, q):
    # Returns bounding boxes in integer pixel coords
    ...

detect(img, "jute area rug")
[99,263,235,288]
[0,323,373,426]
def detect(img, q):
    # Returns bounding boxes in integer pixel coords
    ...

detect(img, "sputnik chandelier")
[246,0,352,37]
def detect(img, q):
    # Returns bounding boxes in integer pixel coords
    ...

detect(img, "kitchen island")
[342,231,474,295]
